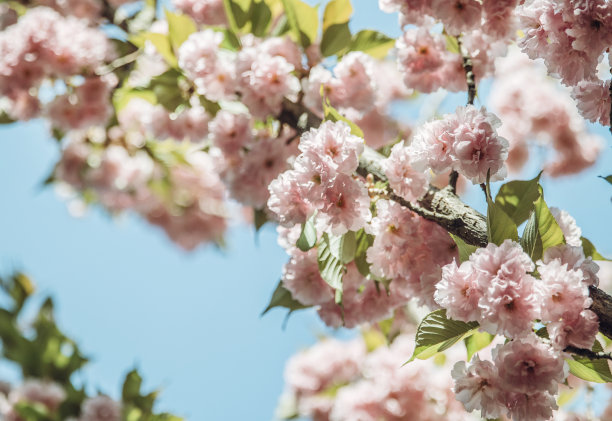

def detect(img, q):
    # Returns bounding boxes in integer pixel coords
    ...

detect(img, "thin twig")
[457,36,476,106]
[449,170,459,194]
[565,345,612,361]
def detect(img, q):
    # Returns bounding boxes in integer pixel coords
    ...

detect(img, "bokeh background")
[1,2,611,420]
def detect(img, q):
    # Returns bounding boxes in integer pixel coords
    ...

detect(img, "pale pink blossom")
[450,105,509,184]
[493,334,567,395]
[435,261,482,323]
[178,29,236,101]
[172,0,226,25]
[431,0,483,35]
[451,356,504,419]
[542,244,599,286]
[210,111,253,158]
[548,309,599,350]
[331,52,377,115]
[267,171,314,227]
[282,250,334,306]
[383,142,429,203]
[396,28,464,93]
[298,121,364,175]
[502,390,558,421]
[537,259,590,323]
[572,79,611,126]
[316,174,371,236]
[408,119,456,173]
[80,395,121,421]
[482,0,519,40]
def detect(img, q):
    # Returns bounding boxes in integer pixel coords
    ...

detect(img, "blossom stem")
[457,36,476,106]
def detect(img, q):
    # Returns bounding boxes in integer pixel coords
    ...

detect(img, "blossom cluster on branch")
[1,0,612,420]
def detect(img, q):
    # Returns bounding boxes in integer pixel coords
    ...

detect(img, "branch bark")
[279,98,612,341]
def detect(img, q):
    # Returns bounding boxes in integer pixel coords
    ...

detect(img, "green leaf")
[296,213,317,251]
[261,280,310,316]
[280,0,318,47]
[318,233,346,303]
[250,0,272,36]
[581,237,610,261]
[112,86,157,111]
[198,95,221,116]
[520,210,543,261]
[408,309,479,362]
[222,0,244,33]
[354,229,374,276]
[320,22,352,57]
[328,231,357,264]
[122,369,144,403]
[487,200,519,246]
[349,30,395,58]
[254,208,268,232]
[533,194,565,252]
[486,173,519,245]
[165,10,197,52]
[464,331,494,361]
[149,69,188,112]
[599,175,612,186]
[130,32,177,67]
[443,34,460,54]
[219,27,242,50]
[450,234,478,263]
[495,172,542,226]
[322,0,352,31]
[567,340,612,383]
[0,112,15,124]
[322,96,364,138]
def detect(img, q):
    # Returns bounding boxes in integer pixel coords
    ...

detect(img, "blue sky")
[1,2,611,420]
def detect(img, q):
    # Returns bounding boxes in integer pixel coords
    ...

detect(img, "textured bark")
[279,99,612,341]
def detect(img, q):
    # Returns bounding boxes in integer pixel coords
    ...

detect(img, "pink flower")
[178,30,236,101]
[537,259,591,323]
[572,79,611,127]
[449,105,509,184]
[298,121,364,175]
[548,309,599,350]
[383,142,430,203]
[172,0,226,25]
[210,111,253,158]
[431,0,483,35]
[80,395,121,421]
[316,174,371,236]
[482,0,519,40]
[502,390,558,421]
[330,52,377,115]
[493,334,567,395]
[408,119,457,173]
[282,250,334,306]
[396,27,464,93]
[470,240,539,338]
[435,260,482,323]
[267,171,314,227]
[543,244,599,287]
[451,356,505,419]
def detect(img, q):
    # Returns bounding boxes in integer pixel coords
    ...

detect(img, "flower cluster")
[268,120,370,235]
[281,333,473,421]
[435,237,600,420]
[366,200,458,309]
[172,0,226,26]
[452,335,567,421]
[517,0,612,87]
[0,379,122,421]
[490,50,603,176]
[178,30,301,118]
[0,7,114,121]
[407,105,509,184]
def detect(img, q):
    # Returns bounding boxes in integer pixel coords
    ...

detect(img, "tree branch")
[564,345,612,361]
[278,99,612,341]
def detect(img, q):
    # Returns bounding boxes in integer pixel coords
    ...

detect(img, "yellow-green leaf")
[322,0,352,31]
[165,10,197,52]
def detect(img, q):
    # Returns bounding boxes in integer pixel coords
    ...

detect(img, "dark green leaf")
[599,175,612,186]
[296,213,317,251]
[408,309,479,362]
[486,173,518,245]
[520,210,543,261]
[354,229,374,276]
[250,0,272,36]
[495,172,542,226]
[280,0,318,48]
[450,234,478,263]
[254,208,268,232]
[0,112,15,124]
[261,280,310,316]
[349,30,394,58]
[320,22,351,57]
